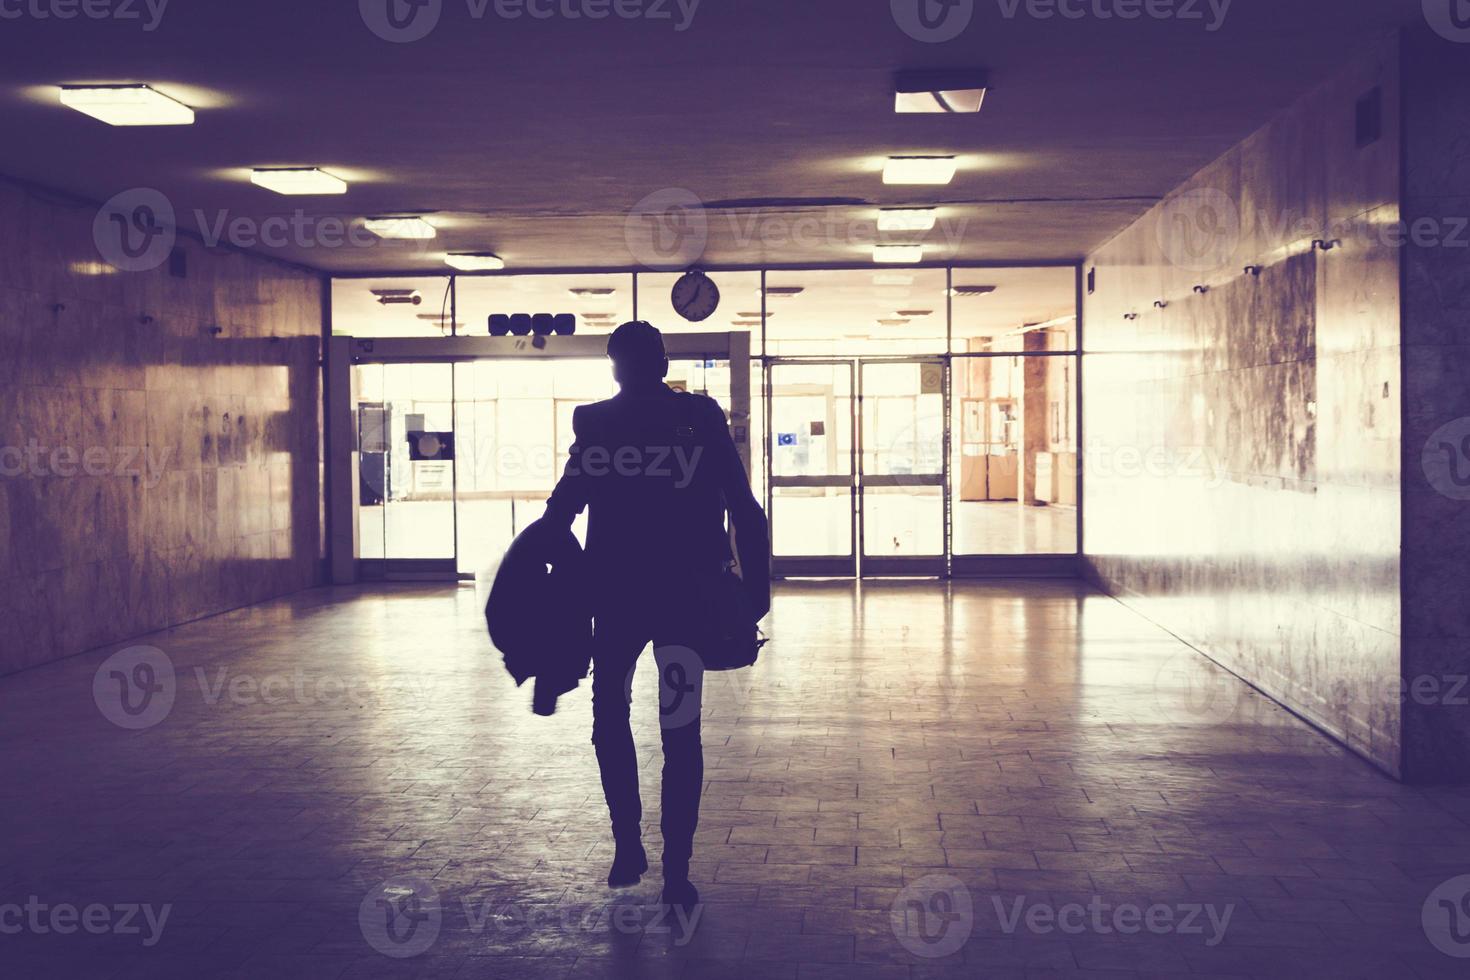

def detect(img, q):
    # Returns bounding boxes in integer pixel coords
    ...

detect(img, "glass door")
[766,361,857,576]
[354,361,458,579]
[859,359,948,576]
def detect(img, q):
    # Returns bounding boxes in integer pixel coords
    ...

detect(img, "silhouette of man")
[541,320,769,909]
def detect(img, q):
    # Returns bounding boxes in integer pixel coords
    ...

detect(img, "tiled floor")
[2,580,1468,979]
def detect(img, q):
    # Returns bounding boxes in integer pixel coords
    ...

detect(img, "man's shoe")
[607,839,648,888]
[661,877,700,909]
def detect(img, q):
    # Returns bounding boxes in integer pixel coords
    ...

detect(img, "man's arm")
[544,405,591,529]
[705,400,770,620]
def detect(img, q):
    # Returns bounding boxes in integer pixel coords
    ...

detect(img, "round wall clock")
[670,270,720,323]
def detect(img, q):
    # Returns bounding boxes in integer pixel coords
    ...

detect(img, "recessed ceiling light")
[882,157,958,186]
[873,273,915,286]
[877,318,911,327]
[878,208,938,232]
[896,309,934,317]
[950,285,998,297]
[733,320,762,327]
[59,85,194,126]
[874,244,925,264]
[570,287,616,297]
[251,168,348,195]
[364,216,437,240]
[894,70,989,114]
[444,253,505,271]
[736,311,773,319]
[763,286,805,298]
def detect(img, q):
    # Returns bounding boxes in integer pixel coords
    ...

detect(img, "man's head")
[607,320,668,387]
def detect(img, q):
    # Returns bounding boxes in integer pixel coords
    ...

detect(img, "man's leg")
[591,624,648,851]
[652,643,705,890]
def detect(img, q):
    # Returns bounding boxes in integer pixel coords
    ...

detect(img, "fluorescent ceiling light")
[874,244,925,264]
[878,208,938,232]
[364,216,437,240]
[896,90,987,113]
[949,285,997,297]
[896,309,934,317]
[894,70,989,115]
[251,168,348,195]
[883,157,957,186]
[444,253,505,271]
[59,85,194,125]
[570,287,616,297]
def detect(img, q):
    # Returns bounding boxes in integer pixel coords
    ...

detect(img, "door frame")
[765,356,952,579]
[857,355,951,578]
[764,358,859,577]
[327,332,750,583]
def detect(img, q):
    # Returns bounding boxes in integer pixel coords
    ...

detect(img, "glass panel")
[951,267,1077,354]
[333,277,455,337]
[951,354,1078,555]
[455,359,615,576]
[768,363,852,478]
[765,269,947,356]
[456,274,633,338]
[636,270,762,342]
[863,486,944,558]
[860,361,944,478]
[666,358,731,402]
[772,486,852,558]
[354,363,386,559]
[374,363,455,559]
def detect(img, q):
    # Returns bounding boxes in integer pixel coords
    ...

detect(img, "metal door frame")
[857,355,951,578]
[328,332,750,584]
[765,358,859,577]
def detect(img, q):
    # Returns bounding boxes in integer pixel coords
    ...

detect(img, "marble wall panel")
[1083,38,1405,776]
[0,175,324,675]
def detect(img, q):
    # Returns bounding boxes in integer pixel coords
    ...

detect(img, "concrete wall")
[0,176,325,674]
[1082,40,1404,774]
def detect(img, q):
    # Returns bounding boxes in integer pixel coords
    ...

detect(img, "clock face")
[671,271,720,323]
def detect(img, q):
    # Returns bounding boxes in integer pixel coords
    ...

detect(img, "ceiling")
[0,0,1419,275]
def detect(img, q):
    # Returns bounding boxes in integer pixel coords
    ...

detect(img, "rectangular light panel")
[444,253,505,271]
[873,245,925,264]
[878,208,938,232]
[364,217,437,240]
[250,168,348,195]
[882,156,957,186]
[59,85,194,126]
